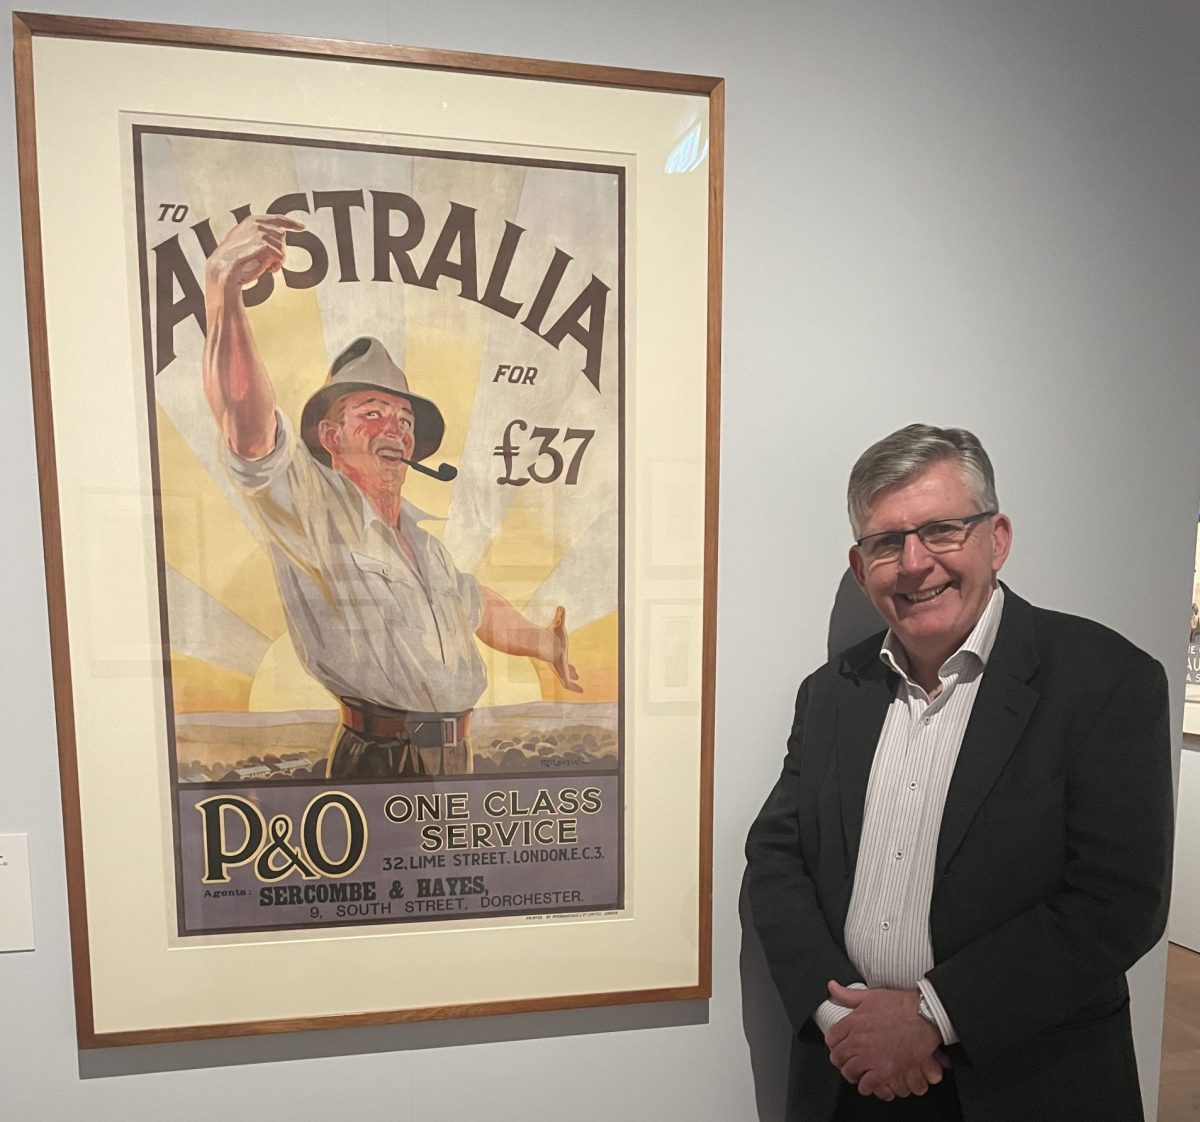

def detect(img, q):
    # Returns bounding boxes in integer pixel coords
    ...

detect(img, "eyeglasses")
[855,511,997,564]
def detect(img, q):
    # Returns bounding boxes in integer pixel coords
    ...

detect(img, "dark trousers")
[328,726,472,778]
[328,727,427,778]
[833,1072,962,1121]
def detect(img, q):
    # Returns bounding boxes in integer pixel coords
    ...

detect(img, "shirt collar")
[330,470,438,532]
[360,494,432,532]
[880,584,1005,683]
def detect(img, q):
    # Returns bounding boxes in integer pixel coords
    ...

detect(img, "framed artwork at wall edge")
[1186,513,1200,735]
[14,12,721,1045]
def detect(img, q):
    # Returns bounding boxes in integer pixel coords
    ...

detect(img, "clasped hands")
[823,980,951,1101]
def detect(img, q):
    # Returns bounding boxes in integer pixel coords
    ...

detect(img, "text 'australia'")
[151,189,612,390]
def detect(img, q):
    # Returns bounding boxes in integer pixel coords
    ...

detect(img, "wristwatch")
[917,994,937,1027]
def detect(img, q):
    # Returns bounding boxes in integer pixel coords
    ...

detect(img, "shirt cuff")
[223,409,289,486]
[813,982,867,1036]
[917,978,959,1045]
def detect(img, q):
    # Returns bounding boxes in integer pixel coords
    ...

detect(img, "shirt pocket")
[347,551,423,629]
[350,551,414,586]
[420,558,470,639]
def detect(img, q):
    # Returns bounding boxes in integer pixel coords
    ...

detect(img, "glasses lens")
[917,521,967,552]
[863,532,904,561]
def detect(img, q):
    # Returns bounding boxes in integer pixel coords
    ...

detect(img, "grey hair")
[847,424,998,537]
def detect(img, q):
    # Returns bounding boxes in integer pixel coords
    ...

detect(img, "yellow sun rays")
[155,407,285,640]
[169,653,254,713]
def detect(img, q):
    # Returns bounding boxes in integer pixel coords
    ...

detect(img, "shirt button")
[923,717,931,726]
[908,781,918,791]
[894,850,903,860]
[880,920,890,931]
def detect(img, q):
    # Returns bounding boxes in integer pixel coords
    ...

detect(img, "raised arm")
[202,214,304,460]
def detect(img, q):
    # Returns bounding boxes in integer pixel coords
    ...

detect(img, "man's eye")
[923,522,957,536]
[873,534,904,553]
[364,410,380,418]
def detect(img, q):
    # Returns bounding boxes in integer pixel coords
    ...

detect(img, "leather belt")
[338,699,470,746]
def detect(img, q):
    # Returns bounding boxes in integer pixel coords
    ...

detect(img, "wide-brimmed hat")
[300,337,445,467]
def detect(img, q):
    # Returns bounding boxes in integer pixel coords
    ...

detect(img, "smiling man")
[746,424,1172,1121]
[203,214,579,779]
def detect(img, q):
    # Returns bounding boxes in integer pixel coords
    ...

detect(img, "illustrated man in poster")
[746,425,1172,1120]
[203,213,580,780]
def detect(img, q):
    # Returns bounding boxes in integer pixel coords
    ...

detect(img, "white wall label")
[0,834,35,952]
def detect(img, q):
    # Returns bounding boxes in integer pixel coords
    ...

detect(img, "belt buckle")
[442,717,457,746]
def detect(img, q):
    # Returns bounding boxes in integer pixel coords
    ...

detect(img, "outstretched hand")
[205,213,306,290]
[549,605,582,692]
[824,981,949,1100]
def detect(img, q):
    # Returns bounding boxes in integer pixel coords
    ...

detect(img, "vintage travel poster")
[1187,514,1200,735]
[130,120,624,935]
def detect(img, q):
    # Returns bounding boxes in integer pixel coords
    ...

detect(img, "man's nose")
[381,413,401,435]
[897,531,934,573]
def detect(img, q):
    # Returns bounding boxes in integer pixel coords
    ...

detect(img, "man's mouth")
[900,582,952,604]
[374,442,408,463]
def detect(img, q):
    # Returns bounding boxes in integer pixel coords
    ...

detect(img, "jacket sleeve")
[926,653,1173,1066]
[745,676,863,1037]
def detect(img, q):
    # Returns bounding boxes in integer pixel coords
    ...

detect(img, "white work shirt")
[224,412,486,713]
[815,586,1005,1045]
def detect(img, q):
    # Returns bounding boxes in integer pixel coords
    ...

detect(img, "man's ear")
[991,513,1013,574]
[317,418,342,458]
[848,546,867,590]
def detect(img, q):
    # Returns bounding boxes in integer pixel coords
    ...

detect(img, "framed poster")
[15,13,721,1044]
[1186,514,1200,735]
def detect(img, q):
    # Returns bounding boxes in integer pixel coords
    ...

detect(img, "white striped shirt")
[814,586,1005,1044]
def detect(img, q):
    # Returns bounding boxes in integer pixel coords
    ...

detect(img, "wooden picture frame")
[1185,514,1200,735]
[14,12,721,1044]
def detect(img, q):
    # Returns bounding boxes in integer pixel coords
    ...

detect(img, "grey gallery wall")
[3,2,1199,1120]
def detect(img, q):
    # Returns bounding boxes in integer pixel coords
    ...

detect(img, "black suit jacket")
[745,587,1173,1122]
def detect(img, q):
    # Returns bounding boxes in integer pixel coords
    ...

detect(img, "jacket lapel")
[935,586,1041,880]
[837,649,896,872]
